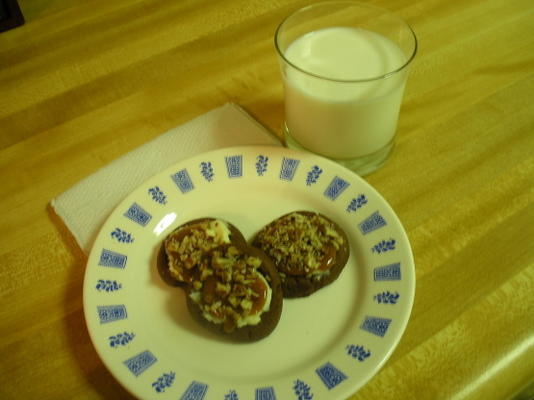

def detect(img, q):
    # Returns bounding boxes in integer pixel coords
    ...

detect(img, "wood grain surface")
[0,0,533,399]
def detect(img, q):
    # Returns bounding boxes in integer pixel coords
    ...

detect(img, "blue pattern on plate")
[371,238,396,253]
[200,162,215,182]
[224,390,239,400]
[110,228,135,243]
[323,176,350,201]
[148,186,167,204]
[98,249,127,268]
[255,155,269,176]
[374,263,401,281]
[255,386,276,400]
[97,305,127,324]
[124,202,152,226]
[374,291,400,304]
[152,371,175,393]
[123,350,157,377]
[360,316,392,337]
[95,279,122,292]
[225,155,243,178]
[359,211,387,234]
[171,169,195,193]
[109,332,135,348]
[279,157,300,181]
[293,380,313,400]
[315,362,347,390]
[345,345,371,361]
[180,381,208,400]
[346,194,368,212]
[306,165,322,186]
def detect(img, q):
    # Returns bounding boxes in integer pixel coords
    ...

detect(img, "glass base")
[283,124,395,176]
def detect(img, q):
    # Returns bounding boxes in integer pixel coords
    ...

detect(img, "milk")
[283,27,408,159]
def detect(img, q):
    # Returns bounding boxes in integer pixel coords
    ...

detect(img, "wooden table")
[1,0,533,399]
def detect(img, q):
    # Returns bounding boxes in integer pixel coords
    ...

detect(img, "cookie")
[251,211,350,298]
[157,218,246,288]
[185,245,283,342]
[157,218,282,342]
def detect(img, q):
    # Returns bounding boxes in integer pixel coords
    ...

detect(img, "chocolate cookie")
[251,211,350,298]
[185,245,283,342]
[157,218,283,342]
[157,218,247,288]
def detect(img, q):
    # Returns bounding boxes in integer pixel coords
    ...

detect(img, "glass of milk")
[275,1,417,175]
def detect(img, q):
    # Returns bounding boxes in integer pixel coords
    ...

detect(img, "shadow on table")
[48,204,136,399]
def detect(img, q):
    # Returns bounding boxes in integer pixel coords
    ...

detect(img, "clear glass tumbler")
[275,1,417,175]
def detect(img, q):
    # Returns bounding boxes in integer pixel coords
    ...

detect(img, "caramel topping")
[164,219,272,331]
[249,276,269,315]
[254,212,345,277]
[188,245,271,331]
[165,220,231,282]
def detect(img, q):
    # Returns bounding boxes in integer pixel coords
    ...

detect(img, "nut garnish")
[165,220,232,283]
[188,245,271,331]
[163,219,272,332]
[254,212,345,277]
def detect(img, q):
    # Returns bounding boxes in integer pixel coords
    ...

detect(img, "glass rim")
[274,1,418,83]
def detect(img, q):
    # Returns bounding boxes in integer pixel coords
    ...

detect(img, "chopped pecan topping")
[164,219,271,332]
[254,212,345,277]
[165,220,231,283]
[188,245,271,330]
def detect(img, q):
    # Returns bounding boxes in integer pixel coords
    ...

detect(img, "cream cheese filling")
[189,272,272,328]
[204,219,232,244]
[167,219,232,278]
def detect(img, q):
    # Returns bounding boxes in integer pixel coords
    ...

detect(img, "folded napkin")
[51,103,282,253]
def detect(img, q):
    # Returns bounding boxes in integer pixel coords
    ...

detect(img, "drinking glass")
[275,1,417,175]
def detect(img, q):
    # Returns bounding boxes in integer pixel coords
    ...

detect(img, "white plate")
[83,145,415,400]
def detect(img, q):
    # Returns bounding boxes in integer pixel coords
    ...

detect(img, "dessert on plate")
[158,218,283,342]
[251,211,350,298]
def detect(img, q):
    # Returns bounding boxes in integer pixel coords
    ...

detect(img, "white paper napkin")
[51,103,282,253]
